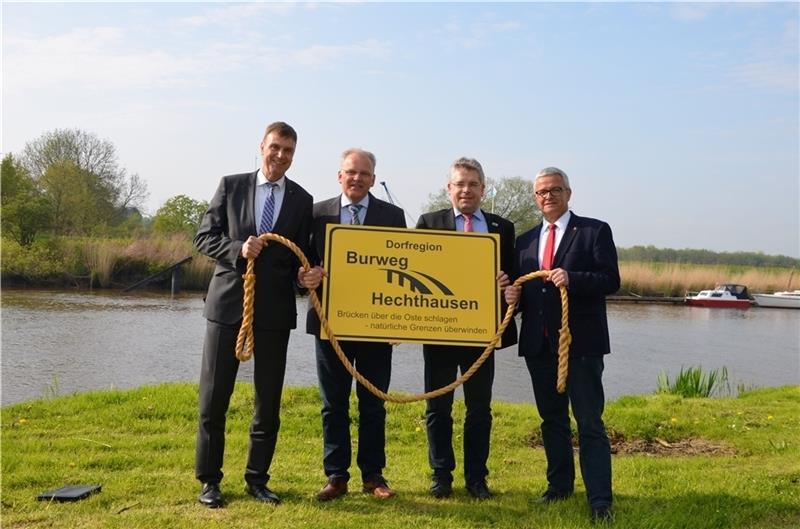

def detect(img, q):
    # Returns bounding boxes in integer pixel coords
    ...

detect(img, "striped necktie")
[348,204,363,225]
[259,183,277,234]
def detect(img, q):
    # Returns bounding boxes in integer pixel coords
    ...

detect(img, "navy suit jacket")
[514,212,620,357]
[195,171,313,330]
[306,192,406,336]
[415,208,518,350]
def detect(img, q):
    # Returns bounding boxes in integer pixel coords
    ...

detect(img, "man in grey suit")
[415,157,517,500]
[194,121,323,508]
[306,148,406,502]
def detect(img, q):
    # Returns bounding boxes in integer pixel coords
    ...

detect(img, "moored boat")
[685,284,752,309]
[752,290,800,309]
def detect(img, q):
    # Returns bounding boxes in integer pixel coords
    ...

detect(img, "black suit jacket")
[195,171,313,330]
[415,208,518,349]
[514,212,620,357]
[306,192,406,336]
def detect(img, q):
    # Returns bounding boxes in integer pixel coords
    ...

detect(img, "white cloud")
[730,60,799,91]
[178,3,295,28]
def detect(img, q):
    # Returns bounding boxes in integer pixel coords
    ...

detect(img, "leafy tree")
[152,195,209,236]
[422,176,541,236]
[0,154,51,245]
[40,160,118,235]
[22,128,149,216]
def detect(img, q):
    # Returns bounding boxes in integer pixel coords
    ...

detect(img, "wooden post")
[171,267,181,296]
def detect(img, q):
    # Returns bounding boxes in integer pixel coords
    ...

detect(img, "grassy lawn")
[2,384,798,528]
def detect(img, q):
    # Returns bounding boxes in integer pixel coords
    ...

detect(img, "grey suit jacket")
[306,192,406,336]
[195,171,313,330]
[415,208,518,349]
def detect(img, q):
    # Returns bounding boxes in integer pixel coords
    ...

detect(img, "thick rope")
[235,233,572,401]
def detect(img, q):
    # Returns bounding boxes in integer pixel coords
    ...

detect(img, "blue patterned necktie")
[259,183,277,234]
[348,204,362,225]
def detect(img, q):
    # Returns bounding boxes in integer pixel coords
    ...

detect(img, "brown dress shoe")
[317,477,348,501]
[362,475,396,499]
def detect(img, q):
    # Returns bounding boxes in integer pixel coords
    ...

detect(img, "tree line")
[1,129,207,246]
[3,128,795,272]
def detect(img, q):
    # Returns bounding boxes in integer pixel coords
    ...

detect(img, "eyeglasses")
[450,181,482,190]
[342,169,373,179]
[534,187,565,198]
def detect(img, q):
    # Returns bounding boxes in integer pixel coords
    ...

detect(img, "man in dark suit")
[194,121,323,508]
[415,157,517,500]
[305,148,406,501]
[504,166,620,523]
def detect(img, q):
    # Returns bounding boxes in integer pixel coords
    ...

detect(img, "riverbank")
[2,384,798,528]
[2,236,796,296]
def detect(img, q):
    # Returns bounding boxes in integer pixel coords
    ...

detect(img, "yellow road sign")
[321,225,501,346]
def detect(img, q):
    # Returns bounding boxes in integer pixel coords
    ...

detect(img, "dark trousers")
[315,338,392,481]
[195,320,290,486]
[423,345,495,485]
[525,342,612,508]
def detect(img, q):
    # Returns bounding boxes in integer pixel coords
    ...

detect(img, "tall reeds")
[620,261,794,296]
[656,366,729,398]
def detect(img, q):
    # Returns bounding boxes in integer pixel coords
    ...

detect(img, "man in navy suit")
[194,121,323,508]
[306,148,406,501]
[504,166,620,523]
[416,157,517,500]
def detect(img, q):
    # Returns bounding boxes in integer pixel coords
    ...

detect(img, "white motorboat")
[752,290,800,309]
[685,284,752,309]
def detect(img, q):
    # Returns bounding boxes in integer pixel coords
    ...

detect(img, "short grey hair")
[535,166,570,189]
[341,148,376,173]
[448,157,485,184]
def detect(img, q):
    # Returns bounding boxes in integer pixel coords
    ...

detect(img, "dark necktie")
[348,204,362,225]
[542,223,557,270]
[259,183,277,234]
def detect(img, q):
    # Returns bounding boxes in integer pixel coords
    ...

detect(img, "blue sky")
[3,2,798,257]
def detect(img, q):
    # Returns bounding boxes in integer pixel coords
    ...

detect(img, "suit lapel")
[363,193,381,225]
[247,171,258,234]
[272,177,296,233]
[525,224,543,270]
[553,213,578,267]
[483,210,501,234]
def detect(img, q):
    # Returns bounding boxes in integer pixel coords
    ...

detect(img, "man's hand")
[548,267,570,288]
[241,236,266,259]
[497,271,510,289]
[504,284,520,305]
[298,266,326,290]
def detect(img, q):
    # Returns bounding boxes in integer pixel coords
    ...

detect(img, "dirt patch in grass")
[528,431,736,456]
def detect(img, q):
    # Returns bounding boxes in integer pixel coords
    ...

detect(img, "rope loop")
[235,233,572,400]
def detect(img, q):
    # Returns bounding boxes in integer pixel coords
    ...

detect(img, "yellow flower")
[670,417,678,423]
[767,415,774,420]
[17,418,28,425]
[415,426,421,432]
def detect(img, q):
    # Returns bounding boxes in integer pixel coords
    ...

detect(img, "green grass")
[2,384,799,528]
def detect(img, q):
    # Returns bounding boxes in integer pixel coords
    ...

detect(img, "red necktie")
[542,224,556,270]
[463,213,473,232]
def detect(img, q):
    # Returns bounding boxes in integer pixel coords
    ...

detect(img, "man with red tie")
[504,167,620,523]
[415,157,517,500]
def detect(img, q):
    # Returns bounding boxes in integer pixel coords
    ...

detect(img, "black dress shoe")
[198,482,224,508]
[536,489,572,503]
[591,505,614,524]
[245,484,281,504]
[466,480,492,500]
[430,476,453,499]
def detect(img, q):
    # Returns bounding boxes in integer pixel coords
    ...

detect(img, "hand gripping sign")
[235,230,572,402]
[322,225,501,346]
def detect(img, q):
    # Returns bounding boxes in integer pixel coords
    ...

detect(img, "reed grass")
[656,366,729,398]
[620,261,794,296]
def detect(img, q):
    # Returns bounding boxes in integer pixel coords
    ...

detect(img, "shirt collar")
[546,210,571,232]
[453,208,485,223]
[340,193,370,209]
[257,169,285,189]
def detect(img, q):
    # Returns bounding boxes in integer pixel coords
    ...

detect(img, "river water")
[1,289,798,406]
